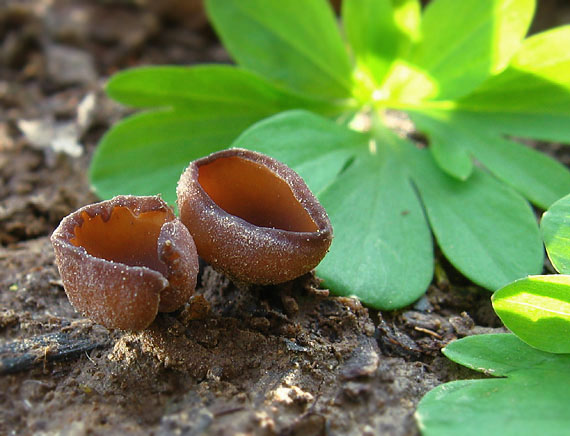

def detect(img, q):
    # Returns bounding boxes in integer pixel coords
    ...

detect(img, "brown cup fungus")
[177,148,333,285]
[51,195,199,331]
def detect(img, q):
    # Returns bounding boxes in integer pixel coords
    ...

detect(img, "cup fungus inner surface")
[197,156,318,233]
[70,206,169,274]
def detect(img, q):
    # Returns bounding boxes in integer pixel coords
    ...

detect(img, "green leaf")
[409,110,570,209]
[90,109,263,205]
[205,0,353,99]
[232,110,364,195]
[405,25,570,206]
[383,0,535,101]
[416,334,570,436]
[456,25,570,142]
[466,134,570,210]
[95,65,348,207]
[444,333,569,375]
[397,135,543,291]
[542,193,570,274]
[408,111,473,180]
[492,275,570,353]
[342,0,400,84]
[318,150,433,309]
[106,65,343,116]
[391,0,421,50]
[429,137,472,181]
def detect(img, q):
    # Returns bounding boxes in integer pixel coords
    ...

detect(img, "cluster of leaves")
[90,0,570,309]
[492,193,570,354]
[415,334,570,436]
[416,195,570,435]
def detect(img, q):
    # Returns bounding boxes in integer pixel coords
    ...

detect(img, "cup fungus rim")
[179,147,333,241]
[50,195,175,283]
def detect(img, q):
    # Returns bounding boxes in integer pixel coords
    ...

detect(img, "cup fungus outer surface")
[176,148,333,285]
[50,195,198,331]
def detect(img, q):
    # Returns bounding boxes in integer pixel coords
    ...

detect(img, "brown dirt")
[0,235,494,436]
[0,1,567,435]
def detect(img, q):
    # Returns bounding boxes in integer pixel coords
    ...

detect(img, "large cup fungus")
[51,195,199,331]
[177,148,333,284]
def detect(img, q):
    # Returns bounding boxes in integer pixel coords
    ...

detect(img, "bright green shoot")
[90,0,570,309]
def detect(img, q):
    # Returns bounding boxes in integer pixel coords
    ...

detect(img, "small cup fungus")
[176,148,333,284]
[51,195,199,331]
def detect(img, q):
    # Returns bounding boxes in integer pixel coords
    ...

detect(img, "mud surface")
[0,237,497,436]
[1,1,568,435]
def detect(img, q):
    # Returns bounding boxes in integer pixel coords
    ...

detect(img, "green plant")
[416,195,570,435]
[492,193,570,354]
[415,334,570,436]
[90,0,570,309]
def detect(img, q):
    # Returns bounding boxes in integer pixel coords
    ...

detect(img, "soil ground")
[1,1,569,435]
